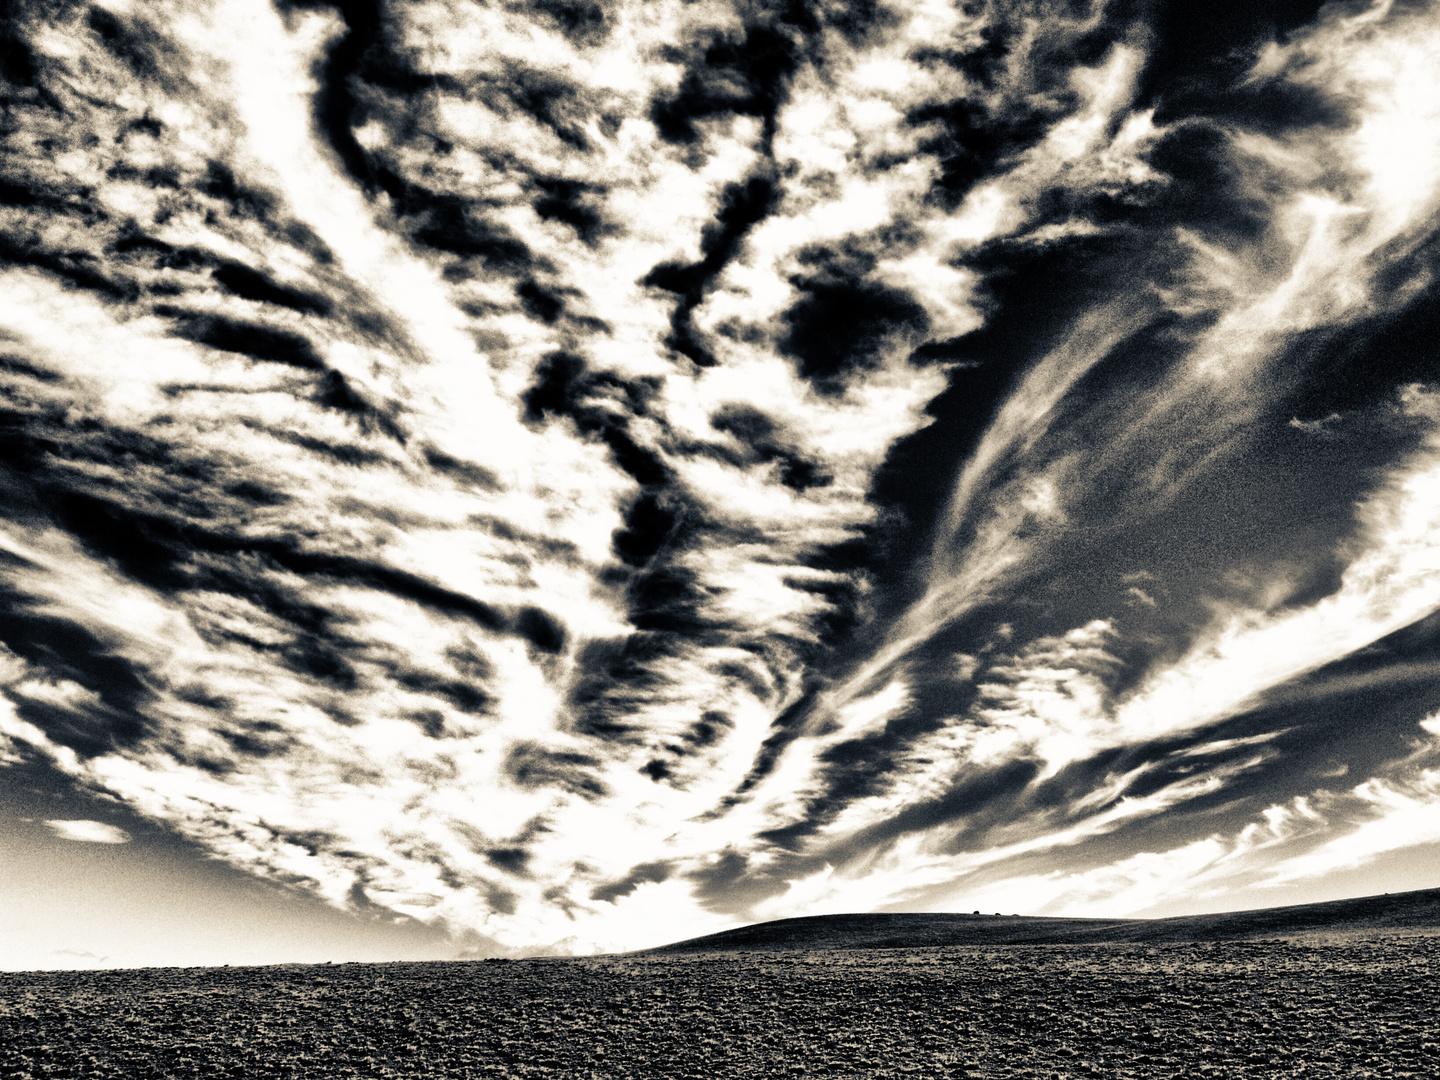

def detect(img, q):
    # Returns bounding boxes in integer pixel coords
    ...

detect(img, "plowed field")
[3,934,1436,1078]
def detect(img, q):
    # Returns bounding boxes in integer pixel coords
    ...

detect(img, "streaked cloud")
[2,0,1439,960]
[44,820,132,845]
[945,714,1440,919]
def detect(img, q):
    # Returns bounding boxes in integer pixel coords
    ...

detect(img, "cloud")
[44,820,131,845]
[52,948,108,961]
[942,712,1440,919]
[1,0,1440,959]
[1259,727,1440,888]
[589,860,674,904]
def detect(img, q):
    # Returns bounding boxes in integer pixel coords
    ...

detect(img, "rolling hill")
[640,885,1440,954]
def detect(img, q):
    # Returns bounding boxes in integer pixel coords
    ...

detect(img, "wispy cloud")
[52,949,108,961]
[946,713,1440,918]
[44,820,131,845]
[1,0,1439,958]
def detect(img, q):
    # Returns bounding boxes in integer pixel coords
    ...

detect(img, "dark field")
[3,932,1438,1079]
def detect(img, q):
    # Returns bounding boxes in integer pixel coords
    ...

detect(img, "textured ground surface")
[3,934,1438,1078]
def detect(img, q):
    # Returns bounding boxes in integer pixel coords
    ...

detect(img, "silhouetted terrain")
[643,885,1440,953]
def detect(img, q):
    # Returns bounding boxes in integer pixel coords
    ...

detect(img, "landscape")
[3,887,1438,1078]
[7,2,1439,1069]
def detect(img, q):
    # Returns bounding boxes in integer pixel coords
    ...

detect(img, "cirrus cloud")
[2,0,1440,958]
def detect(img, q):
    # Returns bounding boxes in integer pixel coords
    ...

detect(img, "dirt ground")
[2,933,1436,1078]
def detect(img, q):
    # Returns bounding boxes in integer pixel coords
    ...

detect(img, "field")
[2,931,1437,1079]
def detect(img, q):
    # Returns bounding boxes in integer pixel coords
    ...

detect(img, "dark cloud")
[482,880,521,917]
[200,161,277,222]
[612,496,682,569]
[523,351,668,486]
[465,513,582,566]
[589,859,672,903]
[0,17,41,89]
[224,480,291,506]
[504,741,609,799]
[883,759,1043,854]
[84,5,176,86]
[214,720,299,759]
[392,666,492,718]
[628,564,732,638]
[727,689,820,800]
[0,169,105,219]
[485,847,533,876]
[279,0,387,192]
[0,587,158,748]
[3,690,150,760]
[709,405,832,491]
[527,0,611,46]
[649,22,803,146]
[521,350,593,422]
[687,848,794,915]
[386,177,535,273]
[966,338,1439,676]
[1280,251,1440,422]
[158,309,327,370]
[639,758,671,782]
[566,633,679,741]
[119,112,164,140]
[280,3,543,276]
[493,63,596,151]
[0,424,576,685]
[211,260,334,316]
[841,237,1134,606]
[516,280,566,324]
[908,95,1052,211]
[518,347,739,707]
[514,606,568,654]
[246,423,392,467]
[422,447,501,491]
[531,177,610,245]
[926,608,1440,884]
[109,230,184,261]
[0,232,138,302]
[41,490,196,593]
[313,369,404,440]
[643,175,779,367]
[280,635,360,690]
[0,354,60,383]
[1136,123,1272,240]
[404,709,448,739]
[683,710,734,749]
[907,1,1114,209]
[766,746,1043,860]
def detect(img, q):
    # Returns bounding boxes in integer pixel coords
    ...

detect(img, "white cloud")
[4,0,1440,961]
[942,715,1440,919]
[1114,402,1440,743]
[45,820,132,845]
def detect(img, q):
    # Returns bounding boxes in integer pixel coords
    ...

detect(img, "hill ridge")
[638,885,1440,954]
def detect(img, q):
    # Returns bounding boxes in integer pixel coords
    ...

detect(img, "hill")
[640,885,1440,954]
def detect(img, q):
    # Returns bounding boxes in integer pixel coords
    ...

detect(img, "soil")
[2,933,1437,1078]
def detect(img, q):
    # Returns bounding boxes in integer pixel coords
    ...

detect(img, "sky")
[2,0,1440,971]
